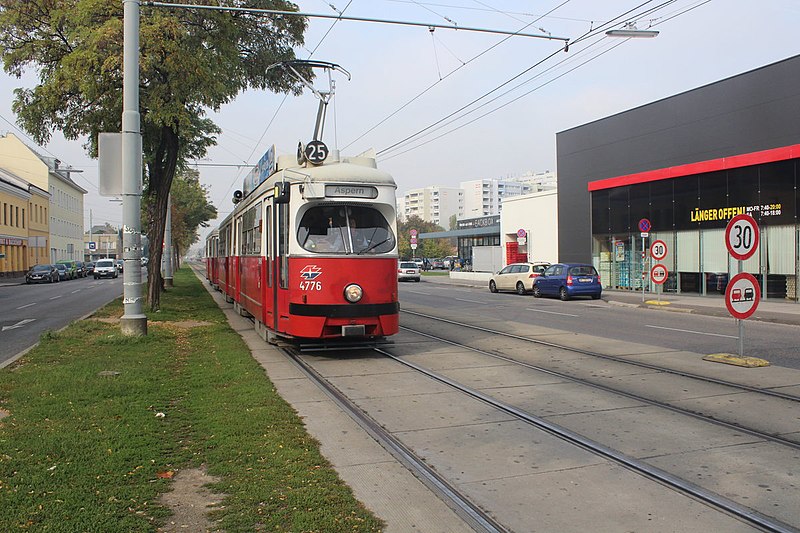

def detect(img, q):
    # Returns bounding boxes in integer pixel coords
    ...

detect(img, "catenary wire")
[341,0,572,151]
[375,0,679,158]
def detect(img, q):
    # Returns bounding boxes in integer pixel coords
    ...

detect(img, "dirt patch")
[157,466,224,532]
[0,408,9,420]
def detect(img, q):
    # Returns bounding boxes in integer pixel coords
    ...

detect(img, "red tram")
[205,145,399,346]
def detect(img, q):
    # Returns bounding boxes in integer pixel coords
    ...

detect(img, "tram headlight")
[344,283,363,303]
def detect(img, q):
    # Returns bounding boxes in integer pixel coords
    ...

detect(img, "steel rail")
[398,325,800,451]
[402,309,800,403]
[375,346,799,533]
[281,346,510,533]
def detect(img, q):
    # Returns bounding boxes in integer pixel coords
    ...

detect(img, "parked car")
[25,264,59,284]
[94,259,119,279]
[54,263,69,281]
[532,263,602,301]
[85,262,95,276]
[431,258,445,270]
[75,260,86,278]
[55,260,77,279]
[115,259,124,272]
[398,261,421,282]
[489,262,550,295]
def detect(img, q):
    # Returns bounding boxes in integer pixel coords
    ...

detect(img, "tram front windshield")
[298,205,395,255]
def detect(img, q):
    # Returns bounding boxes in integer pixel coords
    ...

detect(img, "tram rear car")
[221,149,399,346]
[204,229,220,289]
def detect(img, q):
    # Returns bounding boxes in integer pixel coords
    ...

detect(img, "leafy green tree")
[397,215,455,260]
[142,168,216,271]
[0,0,308,309]
[449,214,457,230]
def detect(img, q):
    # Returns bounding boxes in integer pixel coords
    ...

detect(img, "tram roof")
[278,154,396,187]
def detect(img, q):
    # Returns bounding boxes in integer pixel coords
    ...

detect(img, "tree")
[0,0,308,309]
[168,168,217,270]
[397,215,455,260]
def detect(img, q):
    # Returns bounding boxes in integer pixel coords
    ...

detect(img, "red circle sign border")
[724,272,761,320]
[725,214,759,261]
[650,239,668,261]
[638,218,651,232]
[650,263,668,284]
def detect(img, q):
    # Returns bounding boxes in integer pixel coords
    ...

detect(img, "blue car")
[532,263,602,301]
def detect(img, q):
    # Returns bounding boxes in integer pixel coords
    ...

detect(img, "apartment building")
[0,133,86,263]
[402,186,461,229]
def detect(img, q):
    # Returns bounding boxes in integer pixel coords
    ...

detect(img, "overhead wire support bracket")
[143,2,570,43]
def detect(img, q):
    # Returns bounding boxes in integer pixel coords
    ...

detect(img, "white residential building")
[460,174,557,219]
[0,133,86,262]
[402,186,461,229]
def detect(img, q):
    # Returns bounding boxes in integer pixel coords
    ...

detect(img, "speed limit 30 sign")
[725,214,759,261]
[650,240,668,261]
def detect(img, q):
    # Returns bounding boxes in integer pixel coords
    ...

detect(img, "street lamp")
[606,22,659,38]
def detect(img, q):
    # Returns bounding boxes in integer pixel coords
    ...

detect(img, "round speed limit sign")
[725,214,759,261]
[650,240,668,261]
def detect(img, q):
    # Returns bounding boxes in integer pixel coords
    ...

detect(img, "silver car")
[398,261,421,282]
[94,259,119,279]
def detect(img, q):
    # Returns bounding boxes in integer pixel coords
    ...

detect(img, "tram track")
[280,345,510,533]
[397,324,800,450]
[402,309,800,404]
[374,346,799,533]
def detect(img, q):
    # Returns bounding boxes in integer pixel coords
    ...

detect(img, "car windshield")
[96,260,114,267]
[31,265,51,272]
[297,205,395,255]
[55,264,66,271]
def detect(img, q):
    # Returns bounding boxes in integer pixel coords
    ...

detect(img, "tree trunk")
[146,126,180,310]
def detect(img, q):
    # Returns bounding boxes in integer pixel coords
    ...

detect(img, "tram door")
[263,204,274,329]
[274,200,290,331]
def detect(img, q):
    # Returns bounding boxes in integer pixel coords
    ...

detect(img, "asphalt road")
[0,276,124,366]
[399,281,800,369]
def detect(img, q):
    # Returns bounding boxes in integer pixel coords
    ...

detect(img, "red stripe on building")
[587,144,800,192]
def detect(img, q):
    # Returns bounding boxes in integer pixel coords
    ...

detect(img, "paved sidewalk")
[421,274,800,326]
[0,275,25,287]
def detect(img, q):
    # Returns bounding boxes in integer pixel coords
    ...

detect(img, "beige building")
[0,167,51,277]
[0,133,86,263]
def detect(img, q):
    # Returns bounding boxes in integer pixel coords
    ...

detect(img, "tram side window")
[240,203,262,256]
[297,205,395,254]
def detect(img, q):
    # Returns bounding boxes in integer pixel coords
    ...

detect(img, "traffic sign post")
[724,215,760,357]
[650,264,668,305]
[638,219,651,303]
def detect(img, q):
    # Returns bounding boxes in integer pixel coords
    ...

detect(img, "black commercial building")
[556,55,800,300]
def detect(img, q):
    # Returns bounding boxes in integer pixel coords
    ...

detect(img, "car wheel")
[591,293,601,300]
[489,280,497,293]
[516,281,526,295]
[559,287,570,301]
[26,280,31,284]
[533,285,541,298]
[94,275,99,279]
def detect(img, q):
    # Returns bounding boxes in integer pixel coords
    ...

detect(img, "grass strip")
[0,267,384,532]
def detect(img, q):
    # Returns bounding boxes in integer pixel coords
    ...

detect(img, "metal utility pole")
[120,0,147,336]
[164,194,173,287]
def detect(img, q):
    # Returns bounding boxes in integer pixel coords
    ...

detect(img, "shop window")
[608,187,630,234]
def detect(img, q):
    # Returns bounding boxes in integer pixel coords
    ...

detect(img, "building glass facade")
[591,153,798,300]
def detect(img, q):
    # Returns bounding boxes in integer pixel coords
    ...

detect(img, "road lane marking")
[16,303,36,310]
[71,290,81,294]
[645,324,737,339]
[526,308,580,317]
[49,295,63,300]
[2,319,36,331]
[455,298,487,304]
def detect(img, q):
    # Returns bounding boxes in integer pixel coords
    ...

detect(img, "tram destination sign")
[325,185,378,199]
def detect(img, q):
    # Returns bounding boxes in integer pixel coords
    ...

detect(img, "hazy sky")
[1,0,798,244]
